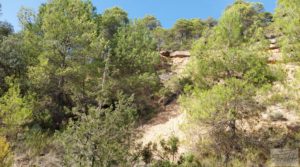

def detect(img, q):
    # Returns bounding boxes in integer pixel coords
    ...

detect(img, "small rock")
[287,122,300,132]
[269,38,277,44]
[269,111,287,121]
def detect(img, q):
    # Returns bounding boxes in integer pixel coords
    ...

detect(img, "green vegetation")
[0,0,300,166]
[180,0,299,165]
[1,0,161,165]
[60,94,137,166]
[153,18,216,51]
[0,78,33,138]
[274,0,300,61]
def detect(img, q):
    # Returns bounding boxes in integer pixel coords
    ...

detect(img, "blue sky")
[0,0,276,32]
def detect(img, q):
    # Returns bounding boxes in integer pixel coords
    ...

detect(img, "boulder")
[269,111,287,121]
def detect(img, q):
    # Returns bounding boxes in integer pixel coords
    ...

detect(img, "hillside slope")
[137,53,190,154]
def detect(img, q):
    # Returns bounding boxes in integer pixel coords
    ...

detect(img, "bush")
[0,78,33,138]
[59,93,137,167]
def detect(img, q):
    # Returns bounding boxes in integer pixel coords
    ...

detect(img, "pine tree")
[274,0,300,61]
[60,94,137,167]
[28,0,99,129]
[0,78,33,138]
[108,21,161,114]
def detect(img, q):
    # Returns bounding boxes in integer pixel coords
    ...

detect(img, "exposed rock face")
[138,50,191,158]
[268,37,283,63]
[171,57,190,74]
[160,50,191,58]
[170,51,190,58]
[257,39,300,137]
[159,50,190,76]
[159,50,190,82]
[160,50,171,57]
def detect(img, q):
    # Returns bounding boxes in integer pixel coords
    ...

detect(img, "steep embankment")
[138,38,300,155]
[257,37,300,131]
[137,52,190,153]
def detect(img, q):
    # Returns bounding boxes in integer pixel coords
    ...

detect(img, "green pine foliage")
[109,21,161,114]
[153,18,210,51]
[0,0,299,166]
[27,0,99,128]
[97,7,129,39]
[59,94,137,167]
[180,0,286,165]
[274,0,300,61]
[0,78,33,138]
